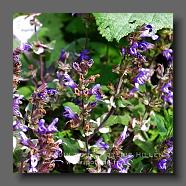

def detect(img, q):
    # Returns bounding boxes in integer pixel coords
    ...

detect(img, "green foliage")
[17,86,34,100]
[63,102,81,114]
[105,114,131,126]
[93,13,173,42]
[56,132,80,155]
[134,139,155,154]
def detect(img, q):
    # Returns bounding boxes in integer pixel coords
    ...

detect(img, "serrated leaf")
[93,13,173,42]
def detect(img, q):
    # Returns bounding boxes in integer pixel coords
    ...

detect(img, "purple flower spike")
[38,119,47,134]
[113,154,134,173]
[28,154,39,173]
[63,106,77,120]
[89,84,102,100]
[63,73,77,89]
[95,138,109,150]
[47,118,59,133]
[157,159,167,171]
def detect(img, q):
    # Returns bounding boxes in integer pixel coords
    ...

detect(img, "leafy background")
[13,13,173,173]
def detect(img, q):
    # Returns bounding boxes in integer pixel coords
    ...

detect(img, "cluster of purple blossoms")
[19,118,62,173]
[112,154,134,173]
[59,49,102,128]
[157,137,173,172]
[161,81,173,105]
[121,24,157,61]
[72,49,94,74]
[130,68,154,95]
[37,118,59,134]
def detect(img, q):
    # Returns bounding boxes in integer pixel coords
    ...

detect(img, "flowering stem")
[88,68,126,142]
[40,55,45,83]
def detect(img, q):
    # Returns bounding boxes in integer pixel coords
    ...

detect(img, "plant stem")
[88,65,126,142]
[40,55,44,83]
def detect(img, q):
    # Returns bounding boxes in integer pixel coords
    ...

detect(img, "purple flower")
[114,126,128,147]
[162,48,173,64]
[46,88,58,96]
[138,41,154,51]
[129,42,138,56]
[95,138,109,150]
[140,24,159,40]
[28,154,39,173]
[130,68,153,95]
[79,49,90,61]
[157,159,167,171]
[89,84,102,100]
[59,49,69,62]
[161,81,173,105]
[134,68,153,85]
[38,119,47,134]
[62,73,77,89]
[19,131,32,147]
[20,43,32,52]
[63,106,78,120]
[72,62,82,72]
[113,154,134,173]
[38,118,59,134]
[13,94,24,117]
[13,120,28,132]
[47,118,59,133]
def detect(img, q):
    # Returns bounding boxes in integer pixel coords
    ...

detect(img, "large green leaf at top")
[93,13,173,42]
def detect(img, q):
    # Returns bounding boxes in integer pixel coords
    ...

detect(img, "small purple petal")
[63,106,77,120]
[95,138,109,150]
[38,119,47,134]
[47,118,59,133]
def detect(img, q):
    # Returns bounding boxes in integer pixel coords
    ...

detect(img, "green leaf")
[17,86,34,100]
[150,113,167,135]
[65,17,85,34]
[105,114,131,126]
[93,13,173,42]
[58,136,80,156]
[63,102,81,114]
[132,102,145,117]
[134,139,154,153]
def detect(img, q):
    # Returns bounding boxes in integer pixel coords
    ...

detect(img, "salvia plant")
[13,13,173,173]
